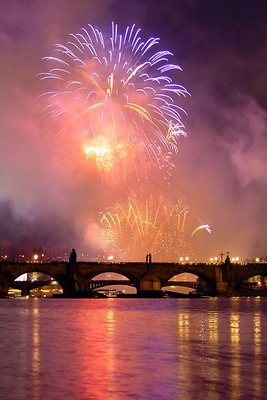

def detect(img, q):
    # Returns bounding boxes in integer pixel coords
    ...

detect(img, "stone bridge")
[0,261,266,297]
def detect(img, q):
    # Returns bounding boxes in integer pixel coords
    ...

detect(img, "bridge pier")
[63,263,78,295]
[139,271,161,292]
[0,283,9,298]
[215,265,238,296]
[20,282,31,297]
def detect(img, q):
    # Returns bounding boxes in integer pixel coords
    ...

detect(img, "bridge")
[0,260,266,298]
[11,278,198,296]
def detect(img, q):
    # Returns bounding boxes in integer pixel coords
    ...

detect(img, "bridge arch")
[236,271,267,289]
[83,271,137,294]
[152,263,216,295]
[237,274,267,295]
[0,262,70,298]
[9,271,63,298]
[162,272,211,295]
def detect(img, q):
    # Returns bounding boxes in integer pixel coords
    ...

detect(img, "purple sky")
[0,0,267,261]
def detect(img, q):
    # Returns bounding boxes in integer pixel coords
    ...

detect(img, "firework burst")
[40,22,189,176]
[99,195,200,261]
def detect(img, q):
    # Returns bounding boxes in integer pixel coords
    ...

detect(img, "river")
[0,297,266,400]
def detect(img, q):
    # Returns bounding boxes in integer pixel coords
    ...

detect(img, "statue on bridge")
[69,249,77,264]
[225,254,231,266]
[66,249,77,293]
[146,253,152,263]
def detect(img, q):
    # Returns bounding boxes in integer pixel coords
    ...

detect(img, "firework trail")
[40,22,189,176]
[100,195,197,261]
[191,224,212,236]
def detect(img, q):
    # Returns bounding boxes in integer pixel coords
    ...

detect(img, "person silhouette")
[69,248,77,264]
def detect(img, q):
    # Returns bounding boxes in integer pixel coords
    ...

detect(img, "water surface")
[0,297,266,399]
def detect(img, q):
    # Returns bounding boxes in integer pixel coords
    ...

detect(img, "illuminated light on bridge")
[232,257,240,263]
[179,257,190,264]
[209,257,219,264]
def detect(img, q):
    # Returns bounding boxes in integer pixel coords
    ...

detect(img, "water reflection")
[77,303,119,399]
[0,298,266,400]
[253,301,262,397]
[103,308,117,399]
[208,310,219,400]
[230,311,240,400]
[177,312,190,399]
[31,300,40,400]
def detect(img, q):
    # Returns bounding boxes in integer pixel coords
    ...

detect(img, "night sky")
[1,0,267,261]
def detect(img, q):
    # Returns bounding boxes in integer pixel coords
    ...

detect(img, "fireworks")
[83,140,114,172]
[191,224,212,236]
[38,23,213,262]
[40,22,189,176]
[100,195,196,261]
[83,136,133,174]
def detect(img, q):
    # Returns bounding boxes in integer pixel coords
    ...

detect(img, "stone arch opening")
[88,272,137,296]
[238,274,267,296]
[9,272,63,298]
[162,272,211,295]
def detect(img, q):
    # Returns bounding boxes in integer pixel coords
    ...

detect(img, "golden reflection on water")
[31,300,40,400]
[106,308,117,398]
[177,312,191,398]
[230,303,240,400]
[253,300,262,397]
[198,315,207,394]
[208,309,219,400]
